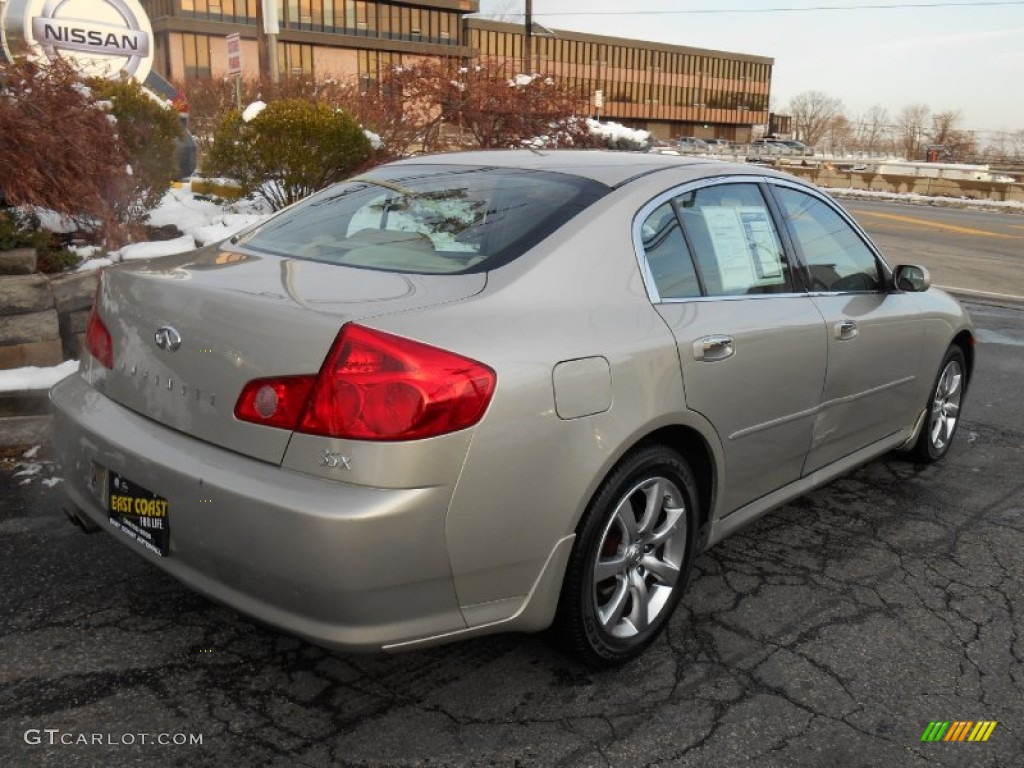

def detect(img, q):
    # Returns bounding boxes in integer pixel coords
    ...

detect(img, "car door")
[636,179,828,515]
[767,182,927,474]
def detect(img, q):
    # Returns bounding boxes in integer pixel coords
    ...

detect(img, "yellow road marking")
[855,210,1022,239]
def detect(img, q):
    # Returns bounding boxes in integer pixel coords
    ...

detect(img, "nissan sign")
[1,0,154,82]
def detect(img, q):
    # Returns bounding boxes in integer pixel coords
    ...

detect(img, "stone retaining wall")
[1,248,98,447]
[0,250,97,370]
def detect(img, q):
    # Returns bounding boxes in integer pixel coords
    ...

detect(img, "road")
[843,200,1024,303]
[1,222,1023,766]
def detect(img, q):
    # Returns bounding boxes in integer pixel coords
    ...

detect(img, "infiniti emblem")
[154,326,183,352]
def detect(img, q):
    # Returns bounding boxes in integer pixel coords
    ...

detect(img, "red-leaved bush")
[0,58,131,243]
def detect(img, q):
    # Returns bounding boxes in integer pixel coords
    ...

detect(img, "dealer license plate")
[107,471,170,557]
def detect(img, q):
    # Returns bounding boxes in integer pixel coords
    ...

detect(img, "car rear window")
[236,164,609,274]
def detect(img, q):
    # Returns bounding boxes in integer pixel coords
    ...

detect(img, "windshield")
[236,164,609,274]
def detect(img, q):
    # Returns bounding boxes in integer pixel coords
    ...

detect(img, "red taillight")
[234,324,496,441]
[86,304,113,369]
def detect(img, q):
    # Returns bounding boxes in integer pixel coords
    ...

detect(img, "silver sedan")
[51,150,972,665]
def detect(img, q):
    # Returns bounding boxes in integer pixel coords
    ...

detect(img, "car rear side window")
[773,186,882,292]
[674,183,794,296]
[236,165,608,274]
[640,202,701,299]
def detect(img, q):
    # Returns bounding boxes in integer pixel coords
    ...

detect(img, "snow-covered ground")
[73,183,269,273]
[6,444,62,488]
[0,359,79,392]
[820,185,1024,213]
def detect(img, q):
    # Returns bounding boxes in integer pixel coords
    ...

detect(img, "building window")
[181,32,212,78]
[279,42,313,76]
[178,0,257,22]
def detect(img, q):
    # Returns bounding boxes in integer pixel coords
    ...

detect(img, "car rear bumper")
[50,373,466,652]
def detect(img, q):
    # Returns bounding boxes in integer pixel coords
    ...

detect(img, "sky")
[475,1,1024,137]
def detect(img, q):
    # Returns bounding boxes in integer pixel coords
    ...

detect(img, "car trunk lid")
[84,245,486,464]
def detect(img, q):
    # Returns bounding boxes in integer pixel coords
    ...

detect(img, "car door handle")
[835,320,858,340]
[693,335,735,362]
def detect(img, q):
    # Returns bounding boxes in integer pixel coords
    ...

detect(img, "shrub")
[0,209,41,251]
[0,58,126,237]
[175,75,355,162]
[35,242,81,273]
[0,210,79,272]
[203,98,372,210]
[90,76,183,227]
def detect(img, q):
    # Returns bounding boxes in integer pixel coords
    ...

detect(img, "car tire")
[552,443,699,666]
[910,344,968,463]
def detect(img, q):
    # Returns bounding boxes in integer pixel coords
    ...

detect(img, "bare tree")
[333,63,446,158]
[787,90,845,147]
[853,105,891,154]
[421,60,588,150]
[895,103,930,160]
[824,113,853,152]
[928,110,977,161]
[1011,130,1024,162]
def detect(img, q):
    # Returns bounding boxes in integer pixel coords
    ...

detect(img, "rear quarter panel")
[366,173,726,617]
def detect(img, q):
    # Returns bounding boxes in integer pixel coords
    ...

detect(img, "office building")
[139,0,772,140]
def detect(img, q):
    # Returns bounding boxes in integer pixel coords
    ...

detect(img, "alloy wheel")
[591,476,687,639]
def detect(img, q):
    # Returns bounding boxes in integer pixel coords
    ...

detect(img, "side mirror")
[893,264,930,293]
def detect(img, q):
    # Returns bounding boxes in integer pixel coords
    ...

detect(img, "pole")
[523,0,532,75]
[264,0,280,83]
[255,0,268,80]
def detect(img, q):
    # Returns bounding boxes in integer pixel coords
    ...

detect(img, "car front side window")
[773,186,882,292]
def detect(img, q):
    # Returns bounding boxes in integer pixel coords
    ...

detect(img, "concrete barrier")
[777,165,1024,203]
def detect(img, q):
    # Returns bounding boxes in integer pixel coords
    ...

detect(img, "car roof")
[386,149,777,188]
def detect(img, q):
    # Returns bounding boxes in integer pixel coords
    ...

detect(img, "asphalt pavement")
[0,301,1021,768]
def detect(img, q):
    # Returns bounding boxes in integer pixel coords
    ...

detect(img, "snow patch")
[115,234,196,261]
[75,257,113,272]
[192,214,265,246]
[0,360,79,392]
[242,100,267,122]
[587,119,651,145]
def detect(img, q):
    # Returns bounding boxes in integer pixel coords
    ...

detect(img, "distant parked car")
[751,138,811,156]
[777,139,810,154]
[703,138,730,148]
[675,137,710,151]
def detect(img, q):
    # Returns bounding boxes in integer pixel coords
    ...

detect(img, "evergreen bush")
[204,99,371,210]
[91,77,183,227]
